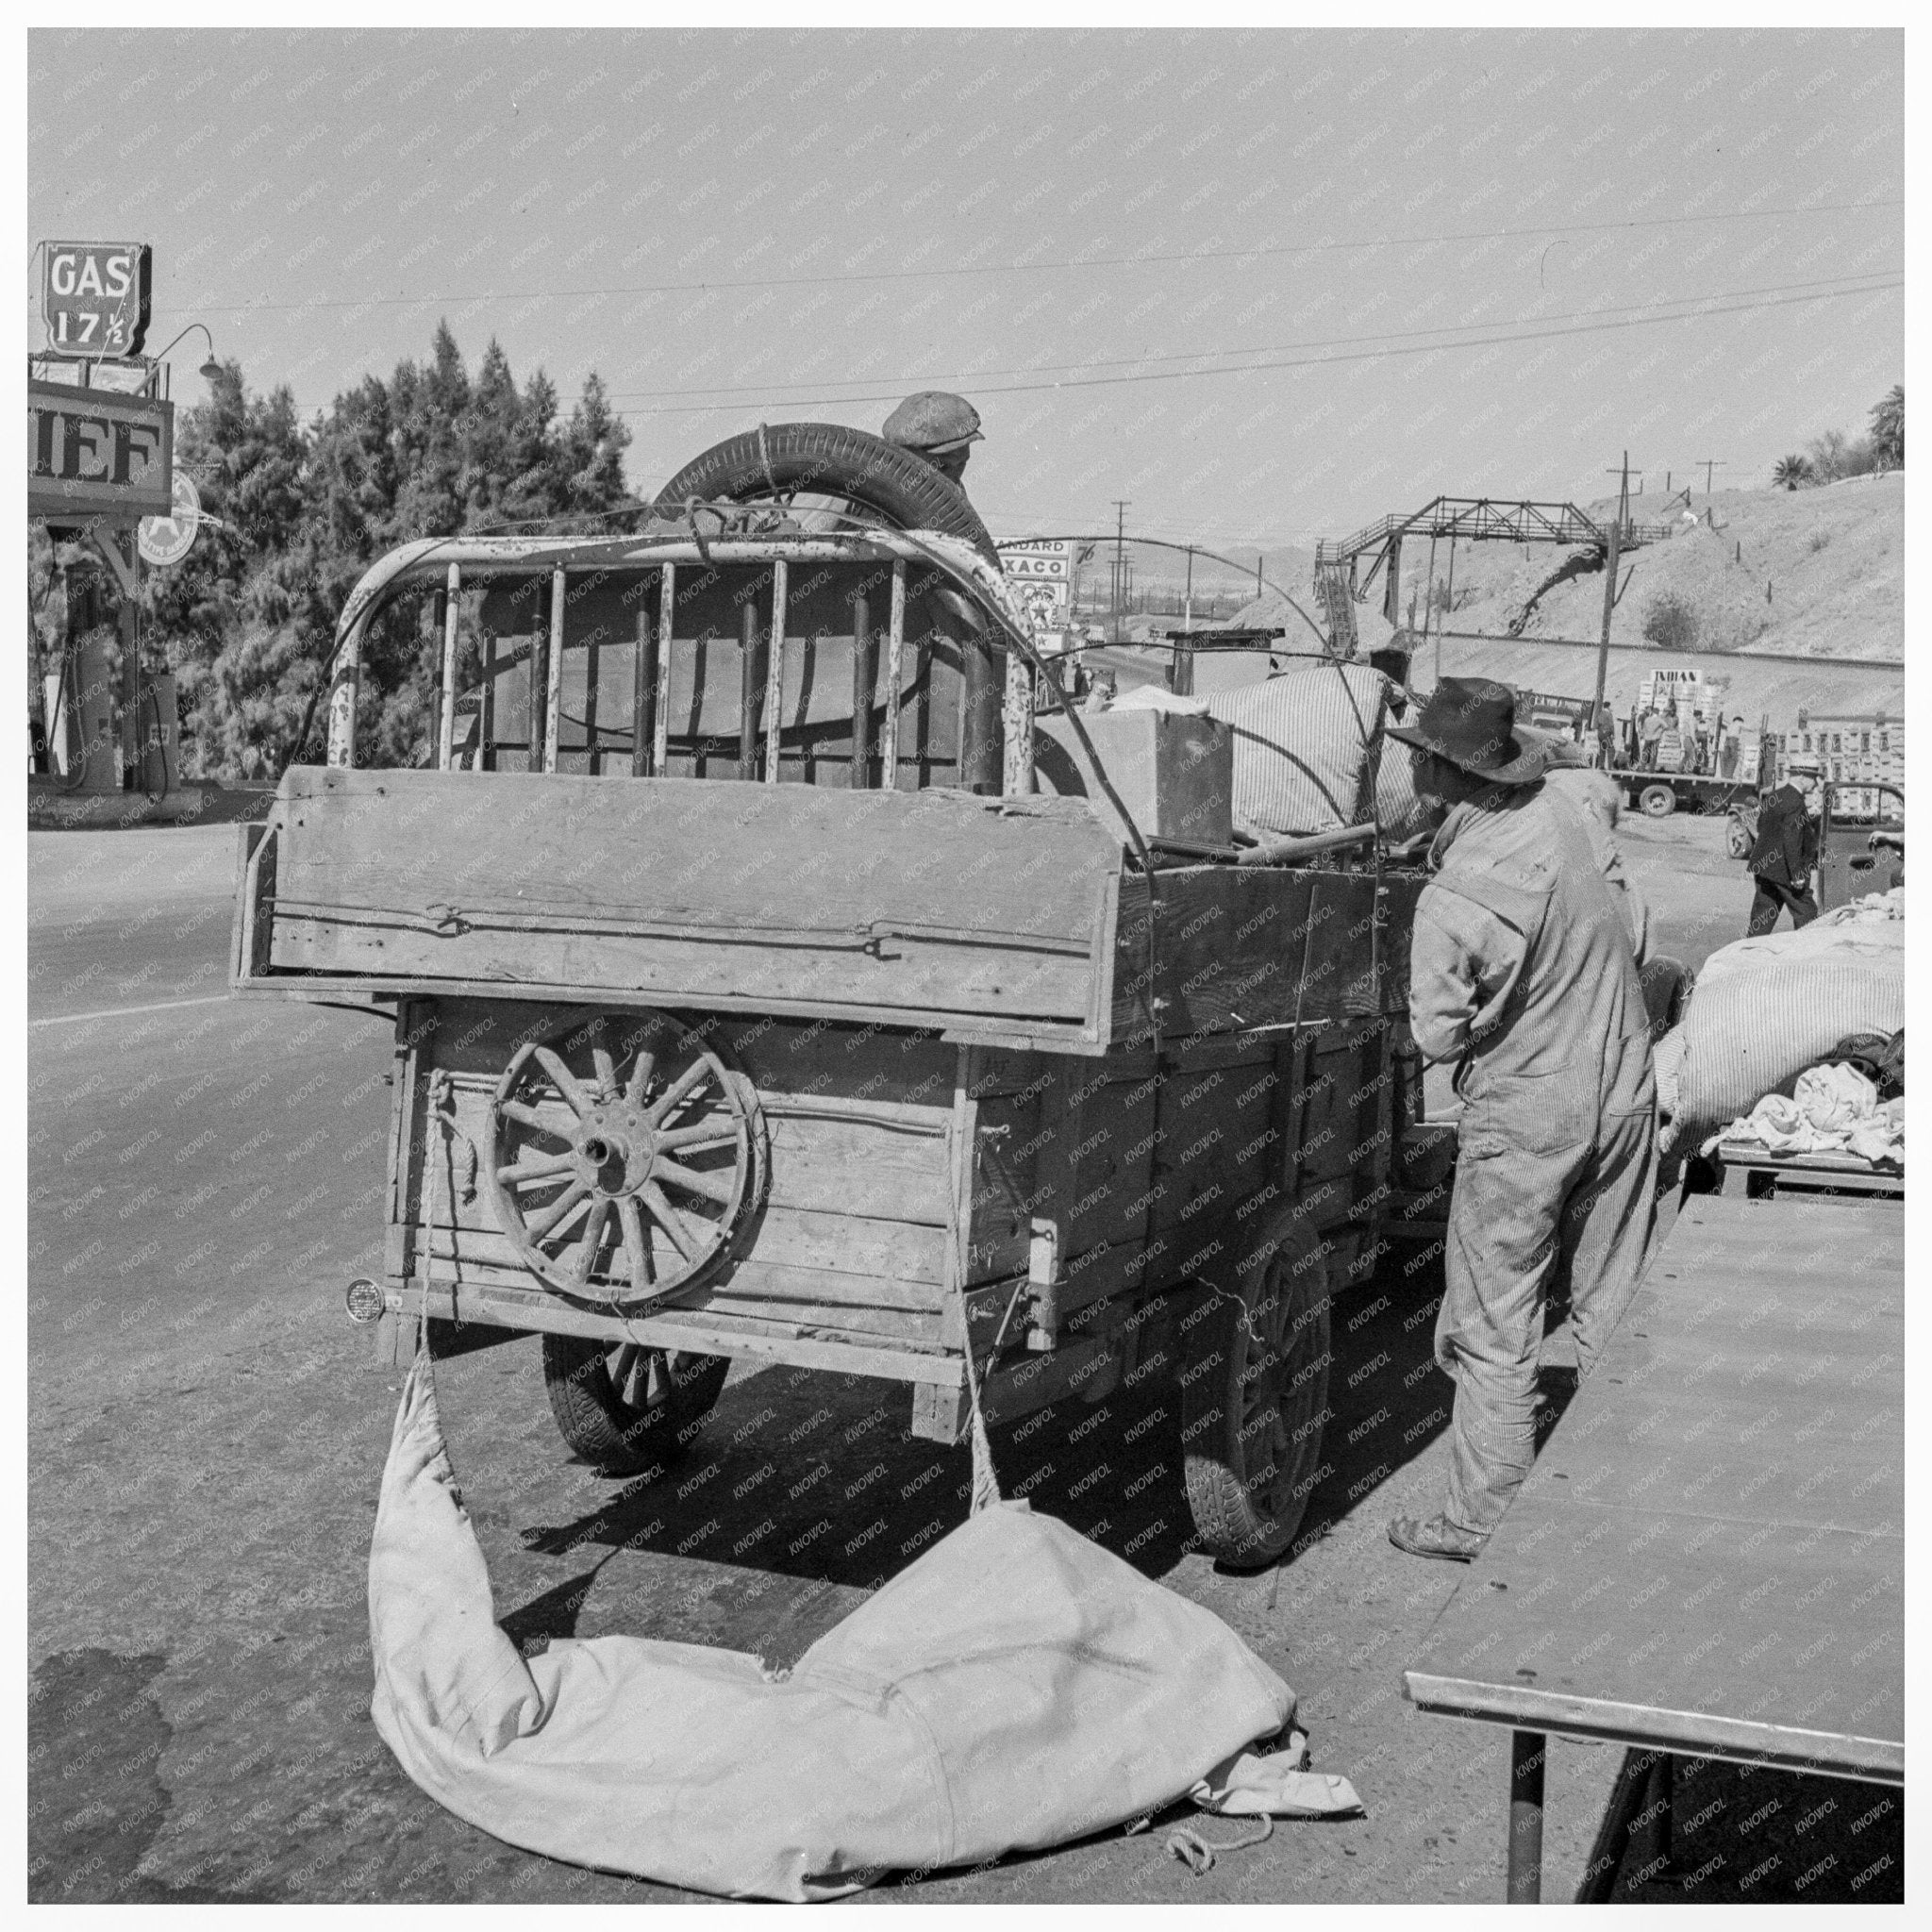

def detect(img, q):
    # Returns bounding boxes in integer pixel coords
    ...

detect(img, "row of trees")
[1772,384,1904,491]
[30,324,638,777]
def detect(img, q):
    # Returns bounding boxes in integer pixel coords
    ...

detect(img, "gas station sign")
[28,380,174,523]
[998,540,1075,635]
[42,242,153,358]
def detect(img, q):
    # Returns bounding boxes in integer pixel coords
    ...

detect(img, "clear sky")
[27,26,1903,554]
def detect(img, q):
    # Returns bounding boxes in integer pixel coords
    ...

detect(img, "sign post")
[30,239,171,798]
[1592,452,1628,737]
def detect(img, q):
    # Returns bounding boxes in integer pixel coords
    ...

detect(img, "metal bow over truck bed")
[236,522,1430,1563]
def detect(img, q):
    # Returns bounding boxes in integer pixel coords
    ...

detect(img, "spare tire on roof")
[654,422,999,564]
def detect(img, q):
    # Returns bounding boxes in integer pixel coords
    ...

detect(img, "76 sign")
[42,242,153,358]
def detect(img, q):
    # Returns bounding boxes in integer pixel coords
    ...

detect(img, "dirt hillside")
[1421,476,1902,659]
[1221,477,1899,656]
[1190,475,1903,715]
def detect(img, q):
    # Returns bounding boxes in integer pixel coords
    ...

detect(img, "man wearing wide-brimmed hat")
[1384,678,1657,1562]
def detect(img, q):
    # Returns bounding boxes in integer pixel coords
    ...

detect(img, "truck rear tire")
[654,422,1000,564]
[1639,783,1676,818]
[1180,1208,1333,1568]
[541,1334,729,1474]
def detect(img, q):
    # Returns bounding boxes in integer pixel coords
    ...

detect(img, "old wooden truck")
[233,434,1434,1562]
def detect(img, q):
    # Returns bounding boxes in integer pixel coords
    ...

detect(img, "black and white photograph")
[25,15,1907,1909]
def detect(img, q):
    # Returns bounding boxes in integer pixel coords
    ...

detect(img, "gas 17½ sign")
[42,242,153,357]
[28,381,174,522]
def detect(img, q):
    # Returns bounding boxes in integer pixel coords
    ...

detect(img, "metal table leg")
[1508,1728,1545,1903]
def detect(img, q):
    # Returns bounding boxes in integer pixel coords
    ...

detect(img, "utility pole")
[1696,458,1726,496]
[1593,450,1629,751]
[1111,500,1129,645]
[1183,545,1194,632]
[1606,462,1642,501]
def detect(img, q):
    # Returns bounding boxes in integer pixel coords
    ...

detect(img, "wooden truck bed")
[234,766,1419,1053]
[377,996,1411,1440]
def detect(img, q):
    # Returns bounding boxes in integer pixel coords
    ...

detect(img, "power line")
[600,271,1900,402]
[617,277,1901,416]
[155,196,1901,318]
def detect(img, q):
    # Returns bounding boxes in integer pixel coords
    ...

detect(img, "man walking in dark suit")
[1746,753,1823,934]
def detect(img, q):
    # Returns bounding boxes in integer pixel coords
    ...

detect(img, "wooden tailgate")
[241,767,1124,1043]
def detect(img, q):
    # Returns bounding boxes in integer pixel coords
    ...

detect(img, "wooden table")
[1403,1194,1904,1902]
[1716,1137,1904,1202]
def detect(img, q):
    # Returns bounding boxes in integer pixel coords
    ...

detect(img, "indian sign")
[42,242,153,358]
[1638,665,1725,719]
[28,380,174,523]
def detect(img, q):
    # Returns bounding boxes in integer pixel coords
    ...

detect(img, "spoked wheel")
[541,1333,730,1474]
[1180,1208,1334,1569]
[481,1009,763,1309]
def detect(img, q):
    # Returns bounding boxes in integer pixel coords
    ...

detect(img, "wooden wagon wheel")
[481,1010,758,1307]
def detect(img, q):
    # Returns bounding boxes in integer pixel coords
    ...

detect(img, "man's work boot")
[1387,1513,1487,1563]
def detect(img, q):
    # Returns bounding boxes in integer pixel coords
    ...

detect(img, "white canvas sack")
[1656,908,1904,1140]
[369,1351,1296,1902]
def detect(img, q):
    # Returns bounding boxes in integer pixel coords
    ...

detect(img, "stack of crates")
[1774,714,1905,818]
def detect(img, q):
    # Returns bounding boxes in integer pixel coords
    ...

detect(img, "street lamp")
[148,322,224,384]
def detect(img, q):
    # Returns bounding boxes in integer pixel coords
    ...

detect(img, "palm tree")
[1868,385,1904,469]
[1771,454,1812,491]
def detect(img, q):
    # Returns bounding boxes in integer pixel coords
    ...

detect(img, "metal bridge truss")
[1312,496,1680,656]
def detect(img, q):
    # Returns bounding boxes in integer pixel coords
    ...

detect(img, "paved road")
[28,821,1890,1905]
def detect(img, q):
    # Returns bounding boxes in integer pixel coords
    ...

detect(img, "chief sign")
[42,241,153,358]
[28,380,174,523]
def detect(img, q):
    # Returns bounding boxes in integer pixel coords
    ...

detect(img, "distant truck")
[1614,768,1758,821]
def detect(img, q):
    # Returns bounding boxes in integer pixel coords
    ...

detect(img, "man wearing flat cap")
[1744,753,1823,935]
[883,391,985,500]
[1385,678,1657,1562]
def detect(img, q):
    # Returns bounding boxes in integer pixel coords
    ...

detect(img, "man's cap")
[883,391,985,456]
[1387,675,1555,786]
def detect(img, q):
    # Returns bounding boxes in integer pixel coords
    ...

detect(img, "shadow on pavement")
[500,1238,1463,1653]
